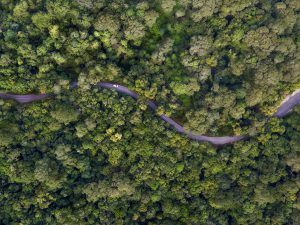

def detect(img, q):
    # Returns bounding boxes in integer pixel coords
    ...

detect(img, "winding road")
[0,82,299,145]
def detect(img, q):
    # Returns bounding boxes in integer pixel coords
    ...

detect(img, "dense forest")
[0,0,299,224]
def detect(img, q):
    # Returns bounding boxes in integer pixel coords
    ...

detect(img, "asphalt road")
[0,82,299,145]
[274,89,300,117]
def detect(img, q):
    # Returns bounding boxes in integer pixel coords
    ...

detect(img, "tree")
[0,121,19,147]
[50,104,79,125]
[191,0,218,22]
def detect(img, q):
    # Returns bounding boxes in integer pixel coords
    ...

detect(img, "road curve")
[0,82,299,145]
[96,83,245,145]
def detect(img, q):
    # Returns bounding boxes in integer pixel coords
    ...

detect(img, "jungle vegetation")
[0,0,299,224]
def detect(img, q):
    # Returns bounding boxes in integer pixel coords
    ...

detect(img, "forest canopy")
[0,0,299,224]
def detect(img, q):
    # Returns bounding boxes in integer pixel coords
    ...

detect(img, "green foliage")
[0,90,299,224]
[50,104,79,125]
[0,121,19,147]
[0,0,300,224]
